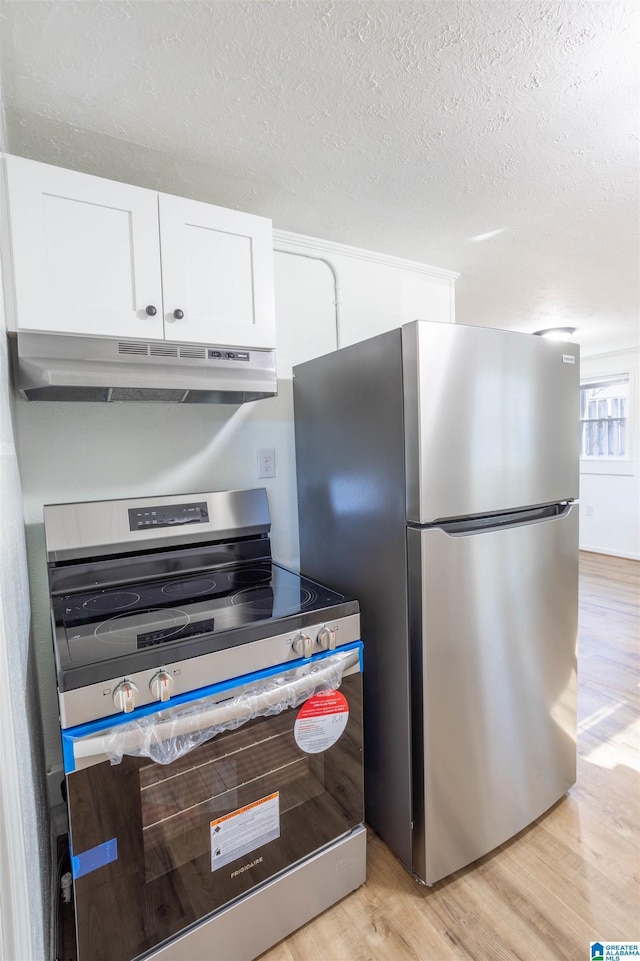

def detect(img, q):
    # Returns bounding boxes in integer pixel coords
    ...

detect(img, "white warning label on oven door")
[294,689,349,754]
[210,792,280,872]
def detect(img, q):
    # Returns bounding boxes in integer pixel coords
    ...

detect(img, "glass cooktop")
[53,561,348,667]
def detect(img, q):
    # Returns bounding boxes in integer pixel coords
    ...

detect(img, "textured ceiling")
[1,0,638,356]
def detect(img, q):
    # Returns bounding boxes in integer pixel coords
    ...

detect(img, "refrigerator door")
[402,321,580,524]
[407,504,578,885]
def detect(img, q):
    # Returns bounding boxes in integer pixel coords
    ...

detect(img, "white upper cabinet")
[6,156,164,340]
[5,155,276,349]
[158,193,275,348]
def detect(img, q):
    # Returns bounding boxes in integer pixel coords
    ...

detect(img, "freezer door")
[402,321,580,523]
[408,504,578,885]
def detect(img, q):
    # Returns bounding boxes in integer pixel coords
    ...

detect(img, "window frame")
[579,364,636,477]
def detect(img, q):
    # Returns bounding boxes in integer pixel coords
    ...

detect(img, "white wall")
[579,348,640,560]
[0,151,48,960]
[14,231,455,787]
[273,230,457,350]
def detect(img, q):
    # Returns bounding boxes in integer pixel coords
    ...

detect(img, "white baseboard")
[579,544,640,561]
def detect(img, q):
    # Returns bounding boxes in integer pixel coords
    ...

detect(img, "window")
[580,375,629,458]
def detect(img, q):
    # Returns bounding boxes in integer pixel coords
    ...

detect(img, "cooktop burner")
[228,583,317,613]
[83,591,141,613]
[95,608,191,644]
[161,577,217,597]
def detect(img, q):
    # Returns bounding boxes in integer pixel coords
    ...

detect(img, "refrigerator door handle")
[432,501,575,537]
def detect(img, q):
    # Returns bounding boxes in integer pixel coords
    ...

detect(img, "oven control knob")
[150,671,175,703]
[113,680,139,714]
[293,633,313,659]
[317,626,336,651]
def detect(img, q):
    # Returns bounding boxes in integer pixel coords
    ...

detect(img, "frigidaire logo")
[230,856,263,878]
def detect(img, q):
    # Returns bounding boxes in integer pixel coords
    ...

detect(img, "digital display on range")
[128,501,209,531]
[137,617,215,649]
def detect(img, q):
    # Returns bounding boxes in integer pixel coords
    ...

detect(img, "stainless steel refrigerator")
[293,320,579,885]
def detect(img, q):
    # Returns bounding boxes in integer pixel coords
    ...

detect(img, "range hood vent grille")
[117,341,208,361]
[179,345,207,359]
[118,341,149,356]
[149,343,179,358]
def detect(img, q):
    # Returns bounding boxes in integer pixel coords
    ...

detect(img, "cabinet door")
[6,156,164,339]
[158,193,276,348]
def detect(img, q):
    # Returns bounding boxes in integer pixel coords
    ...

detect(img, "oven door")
[62,644,364,961]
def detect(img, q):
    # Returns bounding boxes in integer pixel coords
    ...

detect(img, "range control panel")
[58,613,362,729]
[208,349,250,361]
[128,501,209,531]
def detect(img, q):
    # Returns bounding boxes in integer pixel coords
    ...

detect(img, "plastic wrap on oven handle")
[72,648,360,767]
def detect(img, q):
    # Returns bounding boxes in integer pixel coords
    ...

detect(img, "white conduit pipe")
[273,247,342,350]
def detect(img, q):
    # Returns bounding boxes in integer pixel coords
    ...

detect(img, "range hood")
[13,331,277,403]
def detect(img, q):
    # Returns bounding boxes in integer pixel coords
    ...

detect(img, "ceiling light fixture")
[532,327,576,340]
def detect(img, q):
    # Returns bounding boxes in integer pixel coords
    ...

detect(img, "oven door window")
[64,647,364,961]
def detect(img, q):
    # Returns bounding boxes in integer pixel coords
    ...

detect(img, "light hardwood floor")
[260,552,640,961]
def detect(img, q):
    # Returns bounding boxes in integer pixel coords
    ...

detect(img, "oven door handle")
[66,647,361,770]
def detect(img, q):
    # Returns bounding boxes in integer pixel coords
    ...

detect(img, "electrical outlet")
[258,448,276,478]
[586,504,594,517]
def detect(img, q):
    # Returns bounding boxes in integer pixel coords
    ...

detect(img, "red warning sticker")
[294,690,349,754]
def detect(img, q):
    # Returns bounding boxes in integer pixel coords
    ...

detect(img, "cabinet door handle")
[145,305,157,316]
[172,308,184,320]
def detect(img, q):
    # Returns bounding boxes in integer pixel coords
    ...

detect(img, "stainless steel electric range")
[45,488,366,961]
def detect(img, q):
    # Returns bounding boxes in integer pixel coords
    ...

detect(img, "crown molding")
[273,229,459,282]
